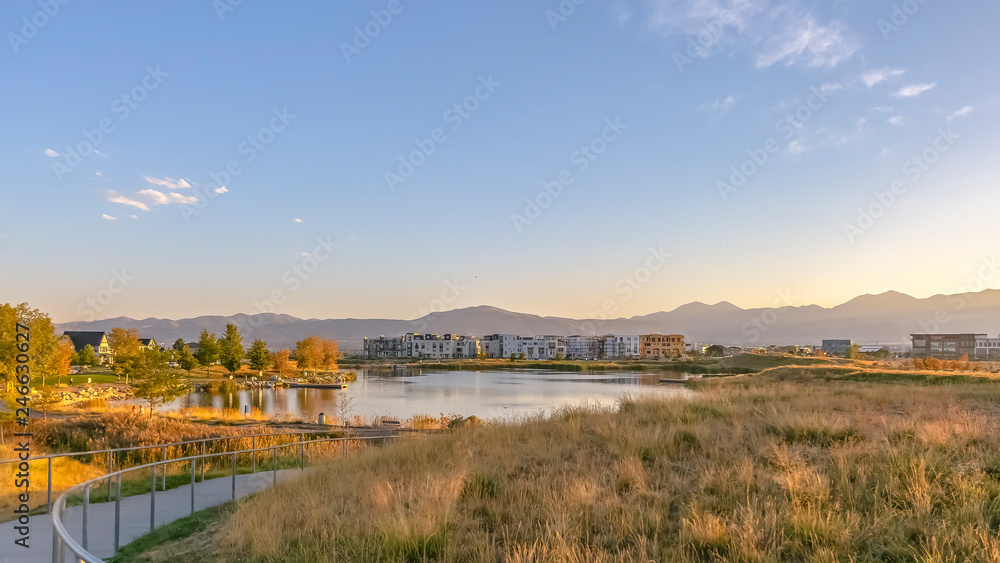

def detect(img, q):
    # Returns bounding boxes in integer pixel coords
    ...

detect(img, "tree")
[0,303,60,404]
[218,323,244,375]
[195,330,219,377]
[54,338,73,387]
[108,328,142,384]
[271,349,291,378]
[130,349,190,418]
[846,344,862,360]
[247,338,270,372]
[173,338,186,352]
[320,340,340,372]
[178,346,199,374]
[295,336,323,372]
[79,344,99,367]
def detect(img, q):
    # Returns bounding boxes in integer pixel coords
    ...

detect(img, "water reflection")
[161,368,694,421]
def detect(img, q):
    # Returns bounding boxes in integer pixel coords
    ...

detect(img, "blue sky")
[2,0,999,322]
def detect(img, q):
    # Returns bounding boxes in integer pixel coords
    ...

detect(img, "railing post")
[201,441,206,482]
[150,465,157,532]
[51,527,59,563]
[343,437,348,456]
[273,446,278,486]
[300,437,305,471]
[107,452,113,501]
[47,457,53,513]
[252,435,256,473]
[82,484,90,551]
[191,458,196,515]
[162,445,167,490]
[232,453,237,501]
[114,474,122,552]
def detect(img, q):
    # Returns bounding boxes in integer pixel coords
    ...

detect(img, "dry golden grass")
[195,373,1000,562]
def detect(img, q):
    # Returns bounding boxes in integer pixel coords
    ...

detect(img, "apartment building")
[639,334,685,360]
[364,333,480,359]
[481,334,523,359]
[522,336,566,360]
[565,335,602,360]
[975,335,1000,358]
[605,335,640,359]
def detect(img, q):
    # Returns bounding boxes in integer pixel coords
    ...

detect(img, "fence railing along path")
[0,430,347,515]
[47,433,400,563]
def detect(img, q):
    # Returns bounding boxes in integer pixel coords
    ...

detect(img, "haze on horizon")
[2,1,999,323]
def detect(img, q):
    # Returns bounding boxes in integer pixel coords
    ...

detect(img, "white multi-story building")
[481,334,523,359]
[522,335,566,360]
[565,335,601,360]
[606,335,640,359]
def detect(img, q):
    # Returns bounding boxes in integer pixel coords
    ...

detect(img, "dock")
[288,383,348,389]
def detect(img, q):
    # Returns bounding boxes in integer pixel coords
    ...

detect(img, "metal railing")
[0,430,343,514]
[50,434,399,563]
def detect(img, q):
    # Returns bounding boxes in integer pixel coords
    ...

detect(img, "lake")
[160,368,695,422]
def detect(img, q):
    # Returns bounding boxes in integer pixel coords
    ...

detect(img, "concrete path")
[1,467,309,562]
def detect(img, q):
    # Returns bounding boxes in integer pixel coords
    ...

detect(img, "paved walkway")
[1,467,309,562]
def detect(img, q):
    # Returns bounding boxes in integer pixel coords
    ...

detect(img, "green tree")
[178,346,199,375]
[247,338,270,372]
[130,349,189,418]
[218,323,244,375]
[107,328,142,384]
[846,343,862,360]
[173,338,186,352]
[78,344,99,367]
[195,330,219,377]
[0,303,60,405]
[295,336,323,372]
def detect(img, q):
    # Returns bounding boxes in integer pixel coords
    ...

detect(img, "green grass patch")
[106,503,231,563]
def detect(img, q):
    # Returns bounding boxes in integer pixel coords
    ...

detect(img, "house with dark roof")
[139,338,158,351]
[63,331,112,364]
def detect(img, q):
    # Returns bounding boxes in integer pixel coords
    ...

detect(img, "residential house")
[639,334,685,360]
[63,331,113,364]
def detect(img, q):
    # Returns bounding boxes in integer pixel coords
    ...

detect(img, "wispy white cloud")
[755,16,859,69]
[893,83,936,98]
[139,188,199,206]
[700,95,736,115]
[887,115,904,126]
[106,190,150,211]
[820,83,843,94]
[143,175,192,190]
[947,105,975,123]
[214,186,229,194]
[130,214,138,219]
[646,0,859,69]
[94,149,108,157]
[102,214,118,221]
[139,189,171,205]
[871,106,894,113]
[293,218,304,223]
[861,68,905,88]
[44,148,60,157]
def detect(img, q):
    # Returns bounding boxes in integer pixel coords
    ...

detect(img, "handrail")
[0,430,347,516]
[51,434,402,563]
[0,430,334,464]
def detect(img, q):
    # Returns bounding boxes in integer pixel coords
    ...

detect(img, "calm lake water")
[158,368,694,422]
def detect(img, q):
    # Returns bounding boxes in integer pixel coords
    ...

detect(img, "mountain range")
[54,289,1000,352]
